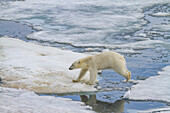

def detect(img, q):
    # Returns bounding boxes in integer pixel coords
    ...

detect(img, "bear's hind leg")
[73,69,88,82]
[114,67,131,82]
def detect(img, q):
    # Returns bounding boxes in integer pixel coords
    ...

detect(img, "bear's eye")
[78,61,80,64]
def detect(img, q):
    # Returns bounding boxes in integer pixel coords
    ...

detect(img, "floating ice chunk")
[124,35,131,39]
[33,26,43,31]
[97,86,102,90]
[134,33,147,37]
[102,49,110,52]
[0,37,96,93]
[139,107,170,113]
[85,48,102,52]
[0,87,94,113]
[124,66,170,103]
[115,49,142,54]
[115,39,163,50]
[152,24,170,32]
[150,12,170,17]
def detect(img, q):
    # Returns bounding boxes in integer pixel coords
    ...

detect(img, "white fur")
[69,52,131,85]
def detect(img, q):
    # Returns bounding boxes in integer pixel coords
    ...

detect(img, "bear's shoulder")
[80,56,92,62]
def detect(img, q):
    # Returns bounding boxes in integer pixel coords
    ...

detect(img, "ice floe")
[124,65,170,112]
[115,39,163,50]
[152,24,170,32]
[139,107,170,113]
[150,12,170,17]
[124,65,170,103]
[0,87,94,113]
[0,0,169,50]
[0,37,96,93]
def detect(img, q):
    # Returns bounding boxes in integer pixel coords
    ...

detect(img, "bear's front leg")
[86,68,97,85]
[72,69,88,83]
[72,79,80,82]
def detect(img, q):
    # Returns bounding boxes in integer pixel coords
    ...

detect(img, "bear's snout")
[69,67,73,70]
[69,65,73,70]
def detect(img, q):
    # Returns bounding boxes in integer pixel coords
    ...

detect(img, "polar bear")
[69,52,131,85]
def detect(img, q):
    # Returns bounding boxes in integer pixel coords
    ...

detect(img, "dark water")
[0,3,170,113]
[39,93,166,113]
[0,20,36,40]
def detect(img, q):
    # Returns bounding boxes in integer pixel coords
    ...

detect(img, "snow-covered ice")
[152,24,170,32]
[0,0,169,51]
[151,12,170,17]
[0,87,94,113]
[124,65,170,112]
[124,65,170,103]
[0,37,96,93]
[138,107,170,113]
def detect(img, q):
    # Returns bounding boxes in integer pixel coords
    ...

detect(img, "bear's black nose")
[69,67,73,70]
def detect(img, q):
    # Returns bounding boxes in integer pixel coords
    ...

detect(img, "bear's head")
[69,60,85,70]
[69,57,91,70]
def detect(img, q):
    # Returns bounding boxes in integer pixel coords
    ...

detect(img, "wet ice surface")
[41,93,166,113]
[124,66,170,102]
[0,87,94,113]
[124,66,170,113]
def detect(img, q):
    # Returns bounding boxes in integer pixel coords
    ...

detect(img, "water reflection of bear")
[80,95,125,113]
